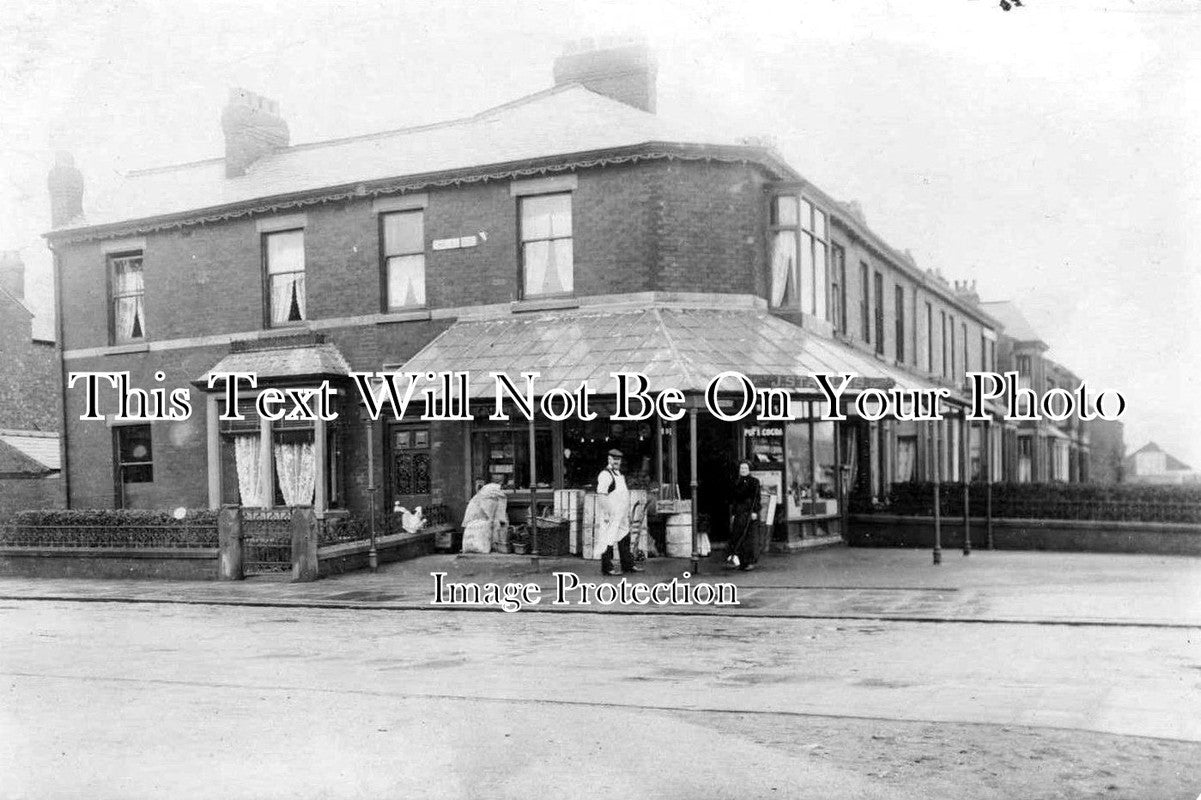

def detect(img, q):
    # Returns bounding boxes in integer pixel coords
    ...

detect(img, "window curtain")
[523,240,573,296]
[114,266,144,341]
[274,440,316,507]
[233,434,266,507]
[271,274,306,323]
[896,436,916,482]
[841,426,857,496]
[770,232,795,307]
[387,254,426,307]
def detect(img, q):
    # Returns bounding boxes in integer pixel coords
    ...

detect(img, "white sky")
[2,0,1199,466]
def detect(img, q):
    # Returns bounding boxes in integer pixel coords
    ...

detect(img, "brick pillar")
[291,507,319,582]
[217,505,243,581]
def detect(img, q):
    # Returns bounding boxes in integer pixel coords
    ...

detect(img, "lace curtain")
[233,435,266,507]
[113,263,144,341]
[270,273,306,324]
[770,231,795,307]
[274,440,316,507]
[896,437,916,482]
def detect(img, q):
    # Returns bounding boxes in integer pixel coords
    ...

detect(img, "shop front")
[390,303,929,559]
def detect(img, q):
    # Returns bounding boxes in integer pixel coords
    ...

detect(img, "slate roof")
[64,84,756,234]
[394,306,941,400]
[979,300,1046,346]
[198,343,353,385]
[0,430,60,474]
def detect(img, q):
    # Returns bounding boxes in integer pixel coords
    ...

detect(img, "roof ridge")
[126,84,589,178]
[0,284,33,317]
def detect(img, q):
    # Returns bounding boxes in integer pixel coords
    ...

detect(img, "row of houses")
[15,39,1185,542]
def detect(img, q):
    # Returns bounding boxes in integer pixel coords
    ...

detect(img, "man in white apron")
[597,448,642,576]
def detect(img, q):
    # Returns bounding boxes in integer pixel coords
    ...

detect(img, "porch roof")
[0,429,60,475]
[394,306,940,400]
[197,341,352,386]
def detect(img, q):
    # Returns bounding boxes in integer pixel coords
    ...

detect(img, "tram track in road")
[0,593,1196,629]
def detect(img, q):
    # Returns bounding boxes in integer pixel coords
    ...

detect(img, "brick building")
[0,251,64,517]
[977,300,1092,484]
[48,40,1018,547]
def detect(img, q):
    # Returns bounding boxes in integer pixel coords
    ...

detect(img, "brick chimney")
[221,88,289,178]
[553,37,657,113]
[47,151,84,228]
[0,251,23,299]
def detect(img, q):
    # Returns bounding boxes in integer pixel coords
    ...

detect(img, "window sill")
[511,296,580,314]
[377,308,433,325]
[106,342,150,355]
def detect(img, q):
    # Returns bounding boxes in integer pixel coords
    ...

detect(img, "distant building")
[0,251,64,517]
[1125,442,1198,485]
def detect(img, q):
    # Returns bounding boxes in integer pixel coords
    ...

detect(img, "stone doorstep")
[316,530,434,559]
[769,535,847,553]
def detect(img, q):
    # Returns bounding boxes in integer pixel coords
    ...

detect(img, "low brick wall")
[317,530,437,577]
[848,515,1201,556]
[0,547,219,580]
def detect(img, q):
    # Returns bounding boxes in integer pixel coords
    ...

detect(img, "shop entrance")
[677,415,739,543]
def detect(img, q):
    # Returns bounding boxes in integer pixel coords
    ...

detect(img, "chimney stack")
[221,88,289,178]
[553,37,657,113]
[47,151,84,228]
[0,251,24,299]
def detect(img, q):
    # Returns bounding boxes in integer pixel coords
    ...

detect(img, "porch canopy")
[393,306,934,402]
[197,335,353,387]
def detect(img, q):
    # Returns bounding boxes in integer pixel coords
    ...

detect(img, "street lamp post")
[932,417,942,566]
[364,412,378,572]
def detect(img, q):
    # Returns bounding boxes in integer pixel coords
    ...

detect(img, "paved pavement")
[2,548,1199,798]
[1,547,1199,627]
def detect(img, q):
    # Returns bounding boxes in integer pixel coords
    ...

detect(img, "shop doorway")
[677,415,739,543]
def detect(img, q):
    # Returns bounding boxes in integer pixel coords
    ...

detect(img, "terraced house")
[48,40,1019,551]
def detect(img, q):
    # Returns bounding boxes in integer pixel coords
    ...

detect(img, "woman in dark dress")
[727,460,762,571]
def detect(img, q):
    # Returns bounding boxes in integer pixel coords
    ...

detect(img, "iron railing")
[0,522,218,549]
[864,483,1201,525]
[241,509,293,574]
[317,504,453,546]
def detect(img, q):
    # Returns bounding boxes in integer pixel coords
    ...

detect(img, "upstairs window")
[962,322,969,378]
[873,272,884,356]
[894,285,905,363]
[382,210,426,309]
[949,314,957,380]
[265,229,305,325]
[520,193,573,297]
[770,195,828,319]
[830,244,847,334]
[859,262,870,343]
[109,252,145,344]
[925,302,933,372]
[941,310,949,377]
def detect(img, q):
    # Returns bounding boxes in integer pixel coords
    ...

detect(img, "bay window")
[770,194,828,319]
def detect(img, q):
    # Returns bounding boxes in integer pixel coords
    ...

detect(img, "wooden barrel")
[665,512,693,557]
